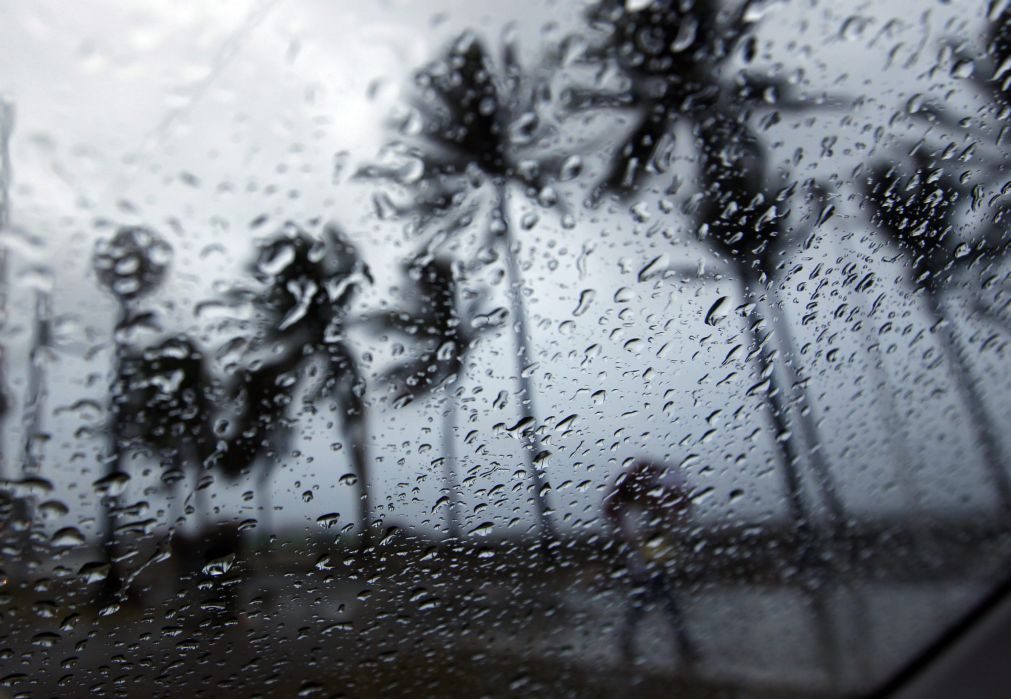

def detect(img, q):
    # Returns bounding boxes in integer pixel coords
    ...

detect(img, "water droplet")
[469,521,494,537]
[92,472,130,496]
[201,554,235,577]
[50,527,85,548]
[78,562,110,584]
[38,500,69,519]
[705,297,730,326]
[1,476,53,497]
[638,255,667,282]
[237,518,258,532]
[32,631,60,648]
[952,59,974,79]
[573,289,595,317]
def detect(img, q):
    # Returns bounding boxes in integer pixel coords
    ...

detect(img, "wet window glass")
[2,1,1010,696]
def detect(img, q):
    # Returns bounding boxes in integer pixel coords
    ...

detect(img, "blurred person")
[604,458,699,667]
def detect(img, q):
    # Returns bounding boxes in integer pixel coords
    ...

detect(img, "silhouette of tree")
[0,100,54,553]
[806,180,937,556]
[217,223,373,546]
[20,290,50,479]
[695,108,846,524]
[572,0,747,195]
[361,31,575,546]
[371,254,499,538]
[575,0,846,538]
[575,2,862,677]
[904,7,1011,334]
[984,3,1011,120]
[863,147,1011,511]
[92,225,173,601]
[910,5,1011,142]
[18,286,52,556]
[570,1,826,190]
[115,335,217,519]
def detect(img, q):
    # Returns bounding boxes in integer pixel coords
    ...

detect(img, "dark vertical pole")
[740,277,843,682]
[21,290,50,476]
[496,184,556,552]
[0,100,14,480]
[100,304,129,603]
[442,381,462,540]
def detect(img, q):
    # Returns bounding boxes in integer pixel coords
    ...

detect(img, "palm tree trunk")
[255,465,273,544]
[328,344,372,551]
[0,99,14,480]
[340,349,371,551]
[0,245,6,482]
[763,279,882,679]
[348,410,370,550]
[739,276,844,680]
[21,290,49,475]
[923,293,1011,512]
[442,381,462,539]
[100,304,129,603]
[762,285,847,528]
[854,292,941,560]
[494,183,555,548]
[15,289,49,554]
[973,300,1011,337]
[738,278,813,531]
[831,221,930,544]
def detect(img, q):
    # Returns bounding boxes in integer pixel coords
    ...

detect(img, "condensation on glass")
[1,1,1010,697]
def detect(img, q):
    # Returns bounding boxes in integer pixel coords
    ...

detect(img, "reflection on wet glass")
[1,0,1010,696]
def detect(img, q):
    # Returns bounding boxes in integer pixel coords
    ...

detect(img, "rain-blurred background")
[1,0,1011,696]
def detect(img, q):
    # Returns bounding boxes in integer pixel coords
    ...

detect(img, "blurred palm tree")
[0,100,56,553]
[809,183,939,569]
[217,223,373,546]
[863,147,1011,511]
[92,225,173,600]
[912,4,1011,142]
[967,5,1011,336]
[694,108,846,529]
[907,6,1011,334]
[572,0,750,195]
[371,254,500,538]
[115,335,218,521]
[573,0,846,536]
[360,30,577,546]
[574,2,858,676]
[20,288,51,478]
[985,2,1011,127]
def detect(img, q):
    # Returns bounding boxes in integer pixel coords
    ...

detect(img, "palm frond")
[362,30,575,239]
[247,222,369,348]
[598,104,677,197]
[864,148,963,292]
